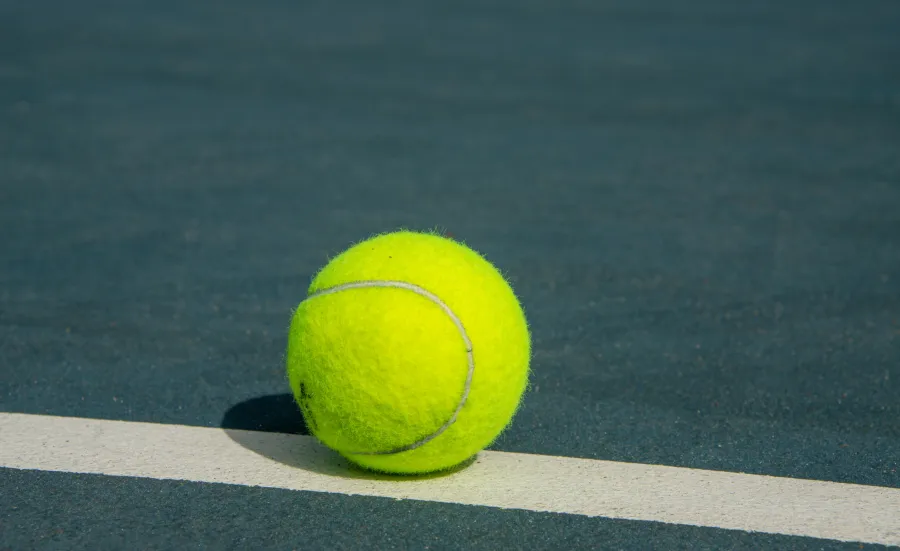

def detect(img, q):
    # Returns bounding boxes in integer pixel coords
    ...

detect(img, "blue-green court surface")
[1,0,898,549]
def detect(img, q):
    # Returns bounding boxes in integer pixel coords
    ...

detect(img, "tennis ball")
[286,230,530,475]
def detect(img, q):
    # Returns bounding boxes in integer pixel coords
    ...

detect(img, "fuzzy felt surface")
[286,230,531,474]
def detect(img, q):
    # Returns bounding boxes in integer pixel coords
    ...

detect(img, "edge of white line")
[1,412,898,546]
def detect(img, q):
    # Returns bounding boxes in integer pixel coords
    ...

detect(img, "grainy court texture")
[1,0,898,549]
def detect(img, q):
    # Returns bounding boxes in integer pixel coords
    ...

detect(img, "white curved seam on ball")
[302,279,474,456]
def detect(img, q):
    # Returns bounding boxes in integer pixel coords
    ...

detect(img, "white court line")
[1,413,898,546]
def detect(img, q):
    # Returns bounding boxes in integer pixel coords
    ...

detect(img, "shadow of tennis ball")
[221,394,310,435]
[221,394,474,481]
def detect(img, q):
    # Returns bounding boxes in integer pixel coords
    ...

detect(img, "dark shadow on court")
[221,394,475,481]
[221,394,310,435]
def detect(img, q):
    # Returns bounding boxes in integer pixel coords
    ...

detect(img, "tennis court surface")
[2,1,899,549]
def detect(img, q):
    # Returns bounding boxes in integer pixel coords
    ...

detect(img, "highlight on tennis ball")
[286,230,531,475]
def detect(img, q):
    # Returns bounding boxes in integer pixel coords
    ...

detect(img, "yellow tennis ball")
[286,230,531,475]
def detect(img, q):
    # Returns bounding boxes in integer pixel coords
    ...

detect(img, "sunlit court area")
[1,1,899,549]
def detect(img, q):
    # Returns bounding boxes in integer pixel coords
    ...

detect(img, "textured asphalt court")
[1,0,899,549]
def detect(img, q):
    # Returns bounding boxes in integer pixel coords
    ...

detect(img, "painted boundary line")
[1,412,898,546]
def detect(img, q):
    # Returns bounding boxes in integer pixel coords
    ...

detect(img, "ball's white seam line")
[301,279,474,456]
